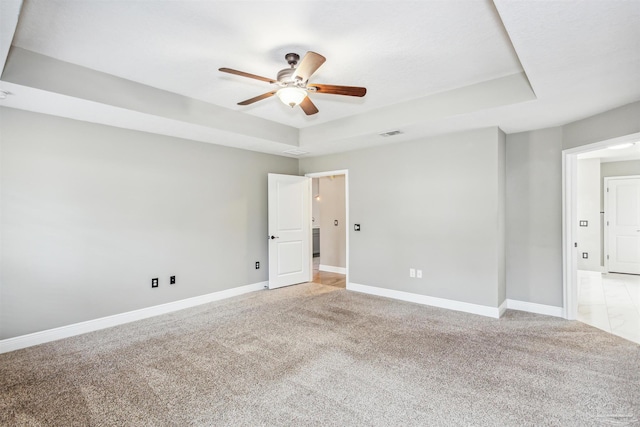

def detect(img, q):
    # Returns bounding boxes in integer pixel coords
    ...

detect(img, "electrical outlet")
[170,276,176,285]
[582,252,588,259]
[409,268,416,278]
[151,278,159,288]
[255,261,260,269]
[417,270,422,279]
[354,224,361,231]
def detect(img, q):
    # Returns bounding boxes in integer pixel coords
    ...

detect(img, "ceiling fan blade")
[299,96,319,115]
[292,51,326,82]
[309,84,367,97]
[237,91,277,106]
[219,67,276,84]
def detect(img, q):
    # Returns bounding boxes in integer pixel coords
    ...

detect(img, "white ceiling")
[1,0,639,157]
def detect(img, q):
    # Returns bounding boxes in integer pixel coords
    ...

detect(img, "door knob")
[269,235,279,240]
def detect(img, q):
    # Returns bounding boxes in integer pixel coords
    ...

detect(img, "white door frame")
[562,132,640,319]
[305,170,349,286]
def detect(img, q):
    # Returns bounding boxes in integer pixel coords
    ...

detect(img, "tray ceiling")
[1,0,638,157]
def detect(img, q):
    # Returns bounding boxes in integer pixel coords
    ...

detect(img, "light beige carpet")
[1,283,639,426]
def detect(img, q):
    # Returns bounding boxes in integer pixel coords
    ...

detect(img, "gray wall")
[300,128,505,308]
[319,175,346,269]
[563,102,640,150]
[3,100,638,339]
[506,101,640,308]
[0,108,297,339]
[505,127,563,306]
[497,130,506,306]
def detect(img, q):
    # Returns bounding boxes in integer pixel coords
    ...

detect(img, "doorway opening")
[306,170,349,288]
[563,132,640,344]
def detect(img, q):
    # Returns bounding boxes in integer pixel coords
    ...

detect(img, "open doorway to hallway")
[572,139,640,344]
[309,172,348,288]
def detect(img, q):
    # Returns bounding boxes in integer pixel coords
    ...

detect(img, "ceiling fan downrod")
[285,53,300,68]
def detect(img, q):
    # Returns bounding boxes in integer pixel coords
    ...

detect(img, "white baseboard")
[506,299,563,318]
[498,299,508,317]
[0,281,267,354]
[347,282,501,318]
[319,264,347,274]
[578,269,602,277]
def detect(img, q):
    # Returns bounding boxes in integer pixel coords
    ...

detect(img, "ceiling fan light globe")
[276,87,307,108]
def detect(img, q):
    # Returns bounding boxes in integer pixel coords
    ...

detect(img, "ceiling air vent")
[282,149,309,156]
[379,130,403,137]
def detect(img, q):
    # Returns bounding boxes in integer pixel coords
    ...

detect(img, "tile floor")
[577,270,640,344]
[312,257,346,288]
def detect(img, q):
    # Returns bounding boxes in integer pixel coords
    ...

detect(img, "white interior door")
[268,173,312,289]
[606,177,640,274]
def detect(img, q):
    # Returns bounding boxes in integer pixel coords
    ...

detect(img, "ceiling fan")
[219,51,366,115]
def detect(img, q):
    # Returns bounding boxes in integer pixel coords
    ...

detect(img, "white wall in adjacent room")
[577,158,601,271]
[318,175,346,270]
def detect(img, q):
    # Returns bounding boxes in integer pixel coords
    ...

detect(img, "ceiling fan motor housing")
[277,68,306,88]
[277,68,295,83]
[277,53,306,87]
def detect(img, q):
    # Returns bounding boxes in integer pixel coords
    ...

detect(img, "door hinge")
[607,188,609,192]
[607,255,609,260]
[607,221,609,226]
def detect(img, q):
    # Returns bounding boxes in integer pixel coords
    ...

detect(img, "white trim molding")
[562,131,640,320]
[499,300,508,317]
[0,281,266,354]
[506,299,563,318]
[347,282,502,318]
[319,265,347,274]
[578,269,602,278]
